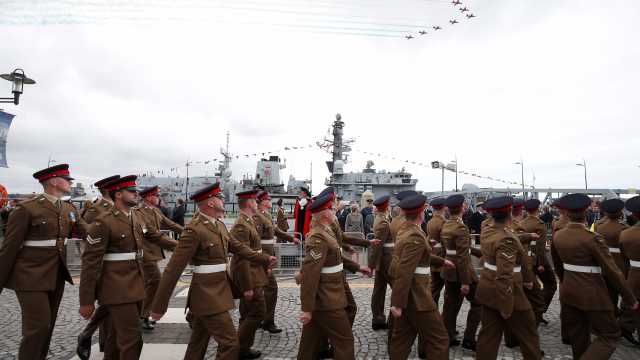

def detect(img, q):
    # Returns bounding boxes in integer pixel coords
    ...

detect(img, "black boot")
[449,338,461,347]
[372,322,388,331]
[141,317,155,331]
[317,346,334,359]
[462,338,476,351]
[262,322,283,334]
[240,349,262,359]
[76,334,92,360]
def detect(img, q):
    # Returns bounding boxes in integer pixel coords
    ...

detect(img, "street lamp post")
[452,156,458,192]
[47,155,56,167]
[0,69,36,105]
[514,160,525,199]
[576,160,588,190]
[431,161,446,193]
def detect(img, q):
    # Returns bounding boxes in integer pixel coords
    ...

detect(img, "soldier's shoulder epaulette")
[20,196,40,206]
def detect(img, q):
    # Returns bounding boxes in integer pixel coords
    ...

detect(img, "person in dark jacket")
[172,198,186,226]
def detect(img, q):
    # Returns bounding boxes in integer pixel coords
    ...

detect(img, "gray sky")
[0,0,639,195]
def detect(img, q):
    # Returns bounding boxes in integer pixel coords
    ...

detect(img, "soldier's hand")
[460,284,470,296]
[524,282,534,290]
[443,260,456,269]
[243,290,254,301]
[79,304,95,320]
[632,302,639,311]
[359,266,373,277]
[150,312,164,321]
[500,311,511,319]
[530,233,540,239]
[370,238,382,246]
[390,306,402,318]
[537,265,545,273]
[299,311,312,325]
[294,271,303,285]
[268,256,278,268]
[292,237,301,245]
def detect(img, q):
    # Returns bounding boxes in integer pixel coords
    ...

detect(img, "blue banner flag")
[0,110,15,168]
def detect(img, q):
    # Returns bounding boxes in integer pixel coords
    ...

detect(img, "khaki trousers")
[371,258,392,325]
[389,304,449,360]
[430,270,445,307]
[477,306,541,360]
[238,287,266,352]
[104,302,143,360]
[297,309,355,360]
[142,261,161,318]
[263,271,278,326]
[15,275,65,360]
[442,280,481,341]
[563,304,621,360]
[183,311,240,360]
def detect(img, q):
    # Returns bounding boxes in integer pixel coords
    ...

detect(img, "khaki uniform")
[427,214,446,305]
[522,214,557,313]
[388,222,449,360]
[514,216,548,323]
[135,204,181,318]
[80,209,148,360]
[476,223,541,360]
[551,222,636,359]
[441,216,481,342]
[329,219,362,324]
[230,213,268,353]
[297,224,354,360]
[594,217,629,310]
[276,206,289,233]
[0,195,86,360]
[82,198,114,224]
[551,215,570,341]
[620,223,640,337]
[254,210,295,327]
[369,211,393,326]
[152,212,271,360]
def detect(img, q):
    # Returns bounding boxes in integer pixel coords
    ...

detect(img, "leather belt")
[261,239,276,245]
[608,247,621,254]
[321,263,343,274]
[432,243,442,248]
[530,241,536,246]
[103,252,138,261]
[527,250,532,257]
[630,260,640,268]
[23,239,68,247]
[383,243,395,248]
[193,264,227,273]
[414,266,431,275]
[446,249,456,255]
[563,263,602,274]
[484,263,521,273]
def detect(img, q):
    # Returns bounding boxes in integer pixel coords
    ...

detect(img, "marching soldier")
[254,190,300,333]
[515,199,548,325]
[0,164,87,360]
[620,196,640,344]
[475,196,542,360]
[550,199,571,344]
[136,186,181,330]
[76,174,121,359]
[297,193,355,360]
[369,195,393,330]
[441,194,481,351]
[230,189,268,359]
[522,199,557,324]
[551,193,639,359]
[150,183,276,359]
[78,175,150,359]
[594,199,629,316]
[388,194,452,360]
[427,197,447,306]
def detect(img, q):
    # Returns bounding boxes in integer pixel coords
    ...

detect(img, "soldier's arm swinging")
[79,220,110,318]
[0,204,30,291]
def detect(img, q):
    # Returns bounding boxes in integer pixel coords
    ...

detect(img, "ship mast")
[317,113,354,183]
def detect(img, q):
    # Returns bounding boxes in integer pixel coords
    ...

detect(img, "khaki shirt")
[0,195,86,291]
[518,214,548,268]
[427,214,446,272]
[594,217,628,275]
[230,212,267,291]
[441,216,477,284]
[390,222,444,311]
[300,224,347,312]
[620,223,640,299]
[254,210,293,256]
[552,222,635,311]
[476,223,532,316]
[136,205,181,262]
[80,208,146,306]
[82,198,114,224]
[152,213,270,316]
[368,212,392,270]
[276,207,289,232]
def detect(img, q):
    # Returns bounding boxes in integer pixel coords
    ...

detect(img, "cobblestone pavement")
[1,276,639,359]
